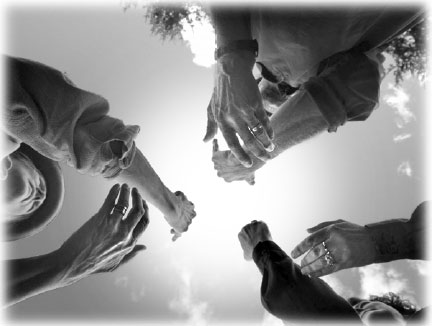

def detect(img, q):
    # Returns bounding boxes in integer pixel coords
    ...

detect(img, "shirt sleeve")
[303,49,381,132]
[252,240,361,323]
[4,56,139,178]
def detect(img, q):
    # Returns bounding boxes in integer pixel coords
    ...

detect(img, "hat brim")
[5,144,64,241]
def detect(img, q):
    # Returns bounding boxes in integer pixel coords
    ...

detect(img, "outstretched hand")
[212,139,265,185]
[58,184,149,284]
[238,220,272,260]
[204,52,274,167]
[291,220,376,277]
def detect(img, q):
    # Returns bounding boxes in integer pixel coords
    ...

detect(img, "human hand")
[165,191,196,242]
[57,184,149,285]
[238,220,272,260]
[212,139,264,185]
[209,51,275,166]
[291,220,376,277]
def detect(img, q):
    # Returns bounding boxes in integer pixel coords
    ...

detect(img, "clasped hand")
[203,51,274,167]
[57,183,149,285]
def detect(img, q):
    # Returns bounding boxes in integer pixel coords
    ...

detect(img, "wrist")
[364,219,410,263]
[218,51,256,77]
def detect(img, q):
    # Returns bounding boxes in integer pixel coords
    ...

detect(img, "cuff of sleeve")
[253,240,285,272]
[303,77,347,132]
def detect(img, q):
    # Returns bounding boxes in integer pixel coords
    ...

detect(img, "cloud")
[181,8,216,68]
[114,276,129,288]
[408,261,430,276]
[169,267,213,325]
[321,275,355,298]
[397,161,413,177]
[393,133,412,143]
[358,265,410,298]
[383,84,415,128]
[131,285,147,303]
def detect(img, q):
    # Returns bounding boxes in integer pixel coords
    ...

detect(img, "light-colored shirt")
[2,56,139,179]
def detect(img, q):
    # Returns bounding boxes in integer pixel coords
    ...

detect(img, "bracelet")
[214,39,258,60]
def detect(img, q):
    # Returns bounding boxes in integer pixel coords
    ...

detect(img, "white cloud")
[131,285,147,303]
[358,265,409,298]
[408,261,430,276]
[114,275,129,288]
[321,274,354,298]
[181,8,216,68]
[397,161,413,177]
[383,84,415,128]
[393,133,412,143]
[169,267,213,325]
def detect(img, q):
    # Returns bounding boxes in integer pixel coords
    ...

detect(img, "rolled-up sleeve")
[303,50,381,132]
[252,241,361,323]
[4,56,139,178]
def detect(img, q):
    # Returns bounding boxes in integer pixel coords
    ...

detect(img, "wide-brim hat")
[5,143,64,241]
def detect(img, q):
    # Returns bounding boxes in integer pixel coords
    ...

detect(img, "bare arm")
[212,89,327,183]
[116,149,195,240]
[6,185,148,307]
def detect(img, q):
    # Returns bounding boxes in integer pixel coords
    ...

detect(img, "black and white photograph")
[1,0,429,325]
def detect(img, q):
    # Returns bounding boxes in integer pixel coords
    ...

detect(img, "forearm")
[266,89,328,160]
[116,148,177,217]
[253,241,360,322]
[209,7,252,46]
[365,216,425,263]
[6,250,66,306]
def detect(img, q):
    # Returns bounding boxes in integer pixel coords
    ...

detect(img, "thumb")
[212,139,219,153]
[203,98,218,142]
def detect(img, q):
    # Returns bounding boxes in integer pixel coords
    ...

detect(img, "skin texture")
[6,184,149,307]
[238,220,272,260]
[118,150,196,241]
[205,8,275,167]
[353,301,406,326]
[211,89,327,184]
[291,220,377,277]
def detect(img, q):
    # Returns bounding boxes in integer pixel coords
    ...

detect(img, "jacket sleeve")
[303,49,382,132]
[252,240,362,324]
[4,56,139,178]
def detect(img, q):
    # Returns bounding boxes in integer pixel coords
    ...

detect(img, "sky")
[2,2,430,326]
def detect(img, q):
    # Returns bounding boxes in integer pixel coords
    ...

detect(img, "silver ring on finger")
[113,204,128,216]
[322,241,336,266]
[249,123,265,138]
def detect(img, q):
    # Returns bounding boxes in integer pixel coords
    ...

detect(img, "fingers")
[300,242,327,268]
[100,183,121,213]
[291,228,329,258]
[254,106,275,140]
[245,175,255,185]
[111,184,130,219]
[171,229,181,242]
[220,125,252,167]
[212,139,219,153]
[244,114,275,154]
[237,122,271,162]
[301,255,336,277]
[203,98,218,142]
[124,188,145,229]
[132,200,150,240]
[306,220,344,233]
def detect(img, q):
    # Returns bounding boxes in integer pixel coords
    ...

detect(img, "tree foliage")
[383,19,428,85]
[125,2,206,41]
